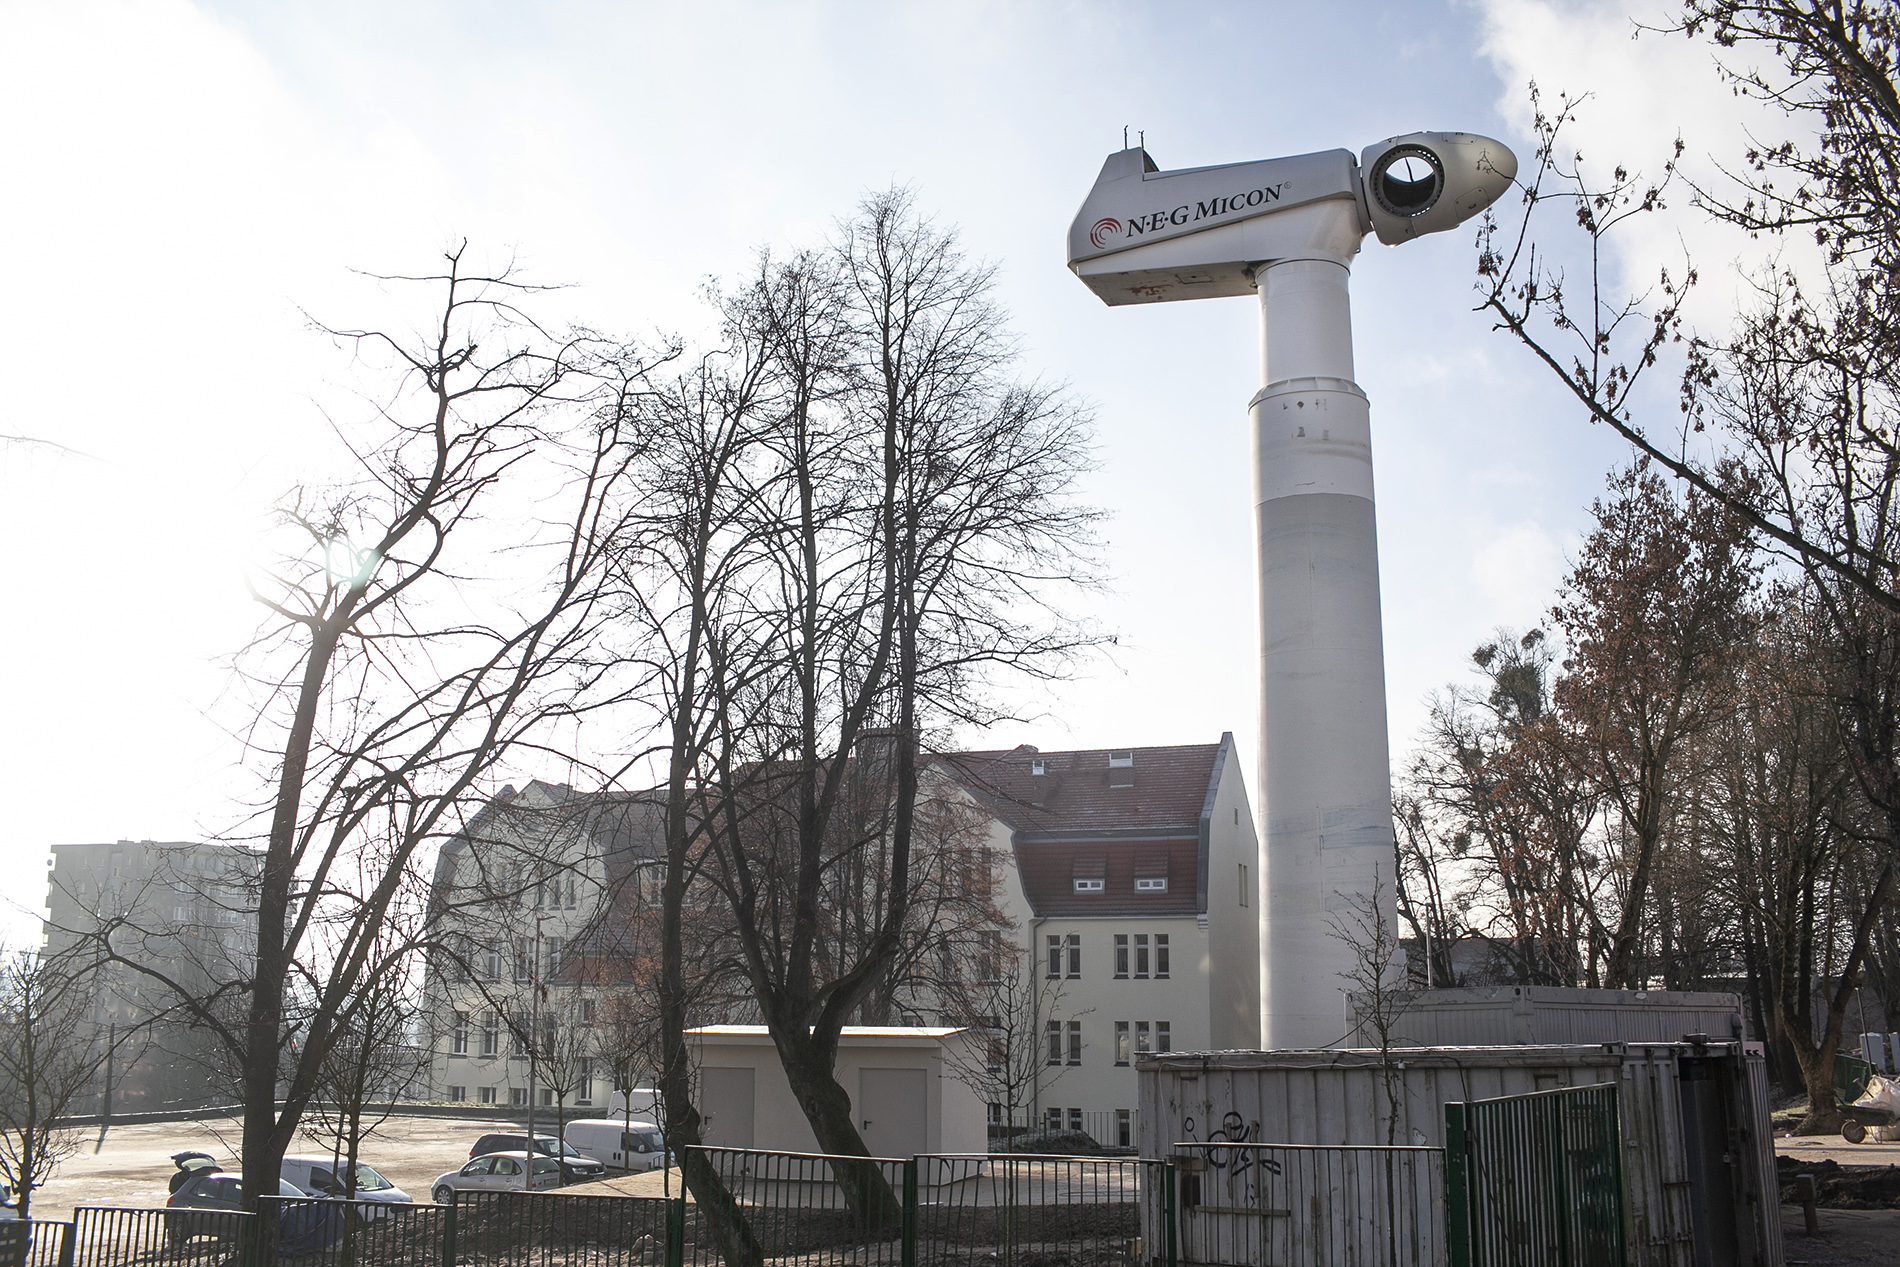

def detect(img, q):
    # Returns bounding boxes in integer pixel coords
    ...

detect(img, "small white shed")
[688,1025,987,1159]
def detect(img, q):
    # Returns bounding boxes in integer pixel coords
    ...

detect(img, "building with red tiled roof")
[930,735,1260,1145]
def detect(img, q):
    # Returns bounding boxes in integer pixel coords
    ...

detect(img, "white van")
[604,1089,661,1119]
[563,1119,668,1173]
[279,1155,413,1205]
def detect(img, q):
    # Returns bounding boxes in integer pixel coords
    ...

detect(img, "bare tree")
[304,941,432,1201]
[940,942,1078,1147]
[606,190,1099,1246]
[78,248,659,1212]
[0,949,134,1219]
[1334,880,1413,1146]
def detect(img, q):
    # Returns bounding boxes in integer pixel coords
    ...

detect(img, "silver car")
[430,1151,561,1203]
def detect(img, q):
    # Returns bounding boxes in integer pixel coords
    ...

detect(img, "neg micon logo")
[1089,217,1121,249]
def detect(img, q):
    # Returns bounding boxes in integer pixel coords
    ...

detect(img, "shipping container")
[1138,1042,1780,1267]
[1345,985,1744,1048]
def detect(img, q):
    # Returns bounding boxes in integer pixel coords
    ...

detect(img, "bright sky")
[0,0,1798,945]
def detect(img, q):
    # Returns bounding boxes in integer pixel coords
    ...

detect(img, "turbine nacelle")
[1066,131,1517,306]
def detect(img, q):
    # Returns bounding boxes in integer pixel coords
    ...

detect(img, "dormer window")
[1072,854,1107,894]
[1031,759,1046,776]
[1108,751,1134,767]
[1134,849,1169,893]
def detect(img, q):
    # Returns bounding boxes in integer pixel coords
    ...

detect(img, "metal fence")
[1445,1082,1626,1267]
[1168,1143,1447,1266]
[0,1220,68,1267]
[684,1147,1157,1266]
[453,1190,672,1267]
[65,1206,251,1266]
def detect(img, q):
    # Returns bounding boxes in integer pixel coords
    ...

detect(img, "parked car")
[165,1172,343,1252]
[465,1134,607,1185]
[168,1151,222,1195]
[279,1155,413,1206]
[431,1152,561,1203]
[563,1120,670,1173]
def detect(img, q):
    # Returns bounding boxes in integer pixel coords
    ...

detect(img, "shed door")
[859,1067,927,1159]
[701,1067,755,1148]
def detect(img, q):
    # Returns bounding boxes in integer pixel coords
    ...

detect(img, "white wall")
[691,1030,984,1158]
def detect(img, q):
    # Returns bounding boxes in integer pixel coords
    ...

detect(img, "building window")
[1068,1108,1083,1133]
[1115,1021,1130,1066]
[1134,934,1149,979]
[484,947,502,980]
[1066,934,1081,979]
[1047,935,1062,979]
[481,1013,499,1057]
[989,1102,1003,1126]
[1117,1109,1132,1149]
[452,1011,470,1056]
[1156,935,1170,979]
[448,1085,467,1102]
[479,1086,497,1104]
[547,937,564,977]
[1239,863,1249,906]
[1046,1020,1062,1066]
[511,1088,528,1106]
[566,875,578,910]
[1031,759,1045,776]
[577,1059,593,1106]
[1157,1021,1172,1053]
[1135,1021,1151,1055]
[1114,935,1129,979]
[540,1089,555,1107]
[1067,1019,1082,1065]
[1045,1107,1062,1133]
[514,938,533,983]
[1109,751,1134,768]
[580,998,597,1024]
[1073,877,1104,893]
[1135,877,1167,893]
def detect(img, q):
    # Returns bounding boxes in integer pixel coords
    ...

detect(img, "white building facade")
[934,736,1261,1146]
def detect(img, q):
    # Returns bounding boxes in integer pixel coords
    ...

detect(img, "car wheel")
[433,1185,456,1205]
[1843,1118,1867,1144]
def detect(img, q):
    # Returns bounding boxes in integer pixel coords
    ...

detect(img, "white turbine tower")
[1067,133,1516,1049]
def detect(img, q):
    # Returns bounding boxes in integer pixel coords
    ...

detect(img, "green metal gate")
[1445,1083,1627,1267]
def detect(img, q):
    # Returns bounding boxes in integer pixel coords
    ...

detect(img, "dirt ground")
[29,1113,683,1223]
[1779,1205,1900,1266]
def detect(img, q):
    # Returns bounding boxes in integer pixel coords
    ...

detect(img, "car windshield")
[348,1165,392,1192]
[278,1180,304,1197]
[628,1131,663,1151]
[534,1138,588,1159]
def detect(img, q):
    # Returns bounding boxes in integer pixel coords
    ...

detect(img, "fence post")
[665,1196,685,1267]
[1444,1102,1471,1267]
[901,1158,918,1267]
[1162,1161,1177,1267]
[440,1195,457,1267]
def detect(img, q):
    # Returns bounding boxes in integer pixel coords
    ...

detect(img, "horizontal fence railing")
[1169,1142,1448,1267]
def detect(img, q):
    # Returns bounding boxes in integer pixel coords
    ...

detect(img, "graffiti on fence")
[1182,1111,1277,1205]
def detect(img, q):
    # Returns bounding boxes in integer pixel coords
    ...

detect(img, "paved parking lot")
[30,1112,677,1222]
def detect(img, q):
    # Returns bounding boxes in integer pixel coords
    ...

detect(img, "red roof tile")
[933,738,1233,918]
